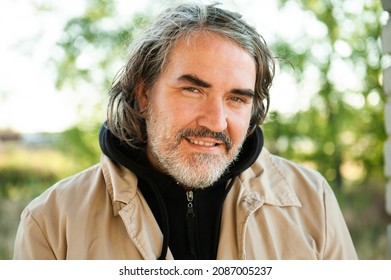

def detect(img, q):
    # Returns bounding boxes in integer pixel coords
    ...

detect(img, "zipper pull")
[186,190,197,258]
[186,190,195,218]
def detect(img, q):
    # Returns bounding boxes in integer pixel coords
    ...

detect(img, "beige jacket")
[13,149,357,259]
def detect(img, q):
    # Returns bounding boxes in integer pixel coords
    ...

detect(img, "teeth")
[189,139,216,147]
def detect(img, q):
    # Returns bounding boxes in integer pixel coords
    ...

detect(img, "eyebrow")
[177,74,255,98]
[231,88,255,98]
[178,74,211,88]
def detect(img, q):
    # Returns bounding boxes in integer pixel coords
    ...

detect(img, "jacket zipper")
[186,190,197,259]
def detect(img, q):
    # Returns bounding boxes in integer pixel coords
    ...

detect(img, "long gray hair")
[107,2,275,149]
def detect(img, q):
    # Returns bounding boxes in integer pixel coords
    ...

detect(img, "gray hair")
[107,2,275,148]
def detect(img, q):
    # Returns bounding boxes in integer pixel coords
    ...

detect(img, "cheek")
[228,114,252,143]
[150,101,190,135]
[166,100,201,127]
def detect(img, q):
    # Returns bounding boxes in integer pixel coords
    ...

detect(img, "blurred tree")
[55,125,101,168]
[50,0,151,163]
[53,0,149,91]
[265,0,386,189]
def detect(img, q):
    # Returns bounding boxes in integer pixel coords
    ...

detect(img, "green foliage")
[53,0,150,91]
[269,0,386,189]
[55,125,101,169]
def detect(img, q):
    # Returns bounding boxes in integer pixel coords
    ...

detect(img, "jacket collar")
[101,154,139,215]
[239,148,302,210]
[102,147,303,218]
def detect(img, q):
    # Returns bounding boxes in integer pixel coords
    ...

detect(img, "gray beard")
[145,105,244,189]
[150,143,241,189]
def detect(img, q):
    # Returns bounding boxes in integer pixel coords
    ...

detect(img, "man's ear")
[135,82,150,111]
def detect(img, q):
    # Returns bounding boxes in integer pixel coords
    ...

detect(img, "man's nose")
[196,98,228,132]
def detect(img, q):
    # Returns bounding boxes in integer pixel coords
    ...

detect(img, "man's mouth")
[177,127,233,150]
[187,138,220,147]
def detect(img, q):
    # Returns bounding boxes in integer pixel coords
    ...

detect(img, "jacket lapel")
[102,154,173,259]
[118,197,174,259]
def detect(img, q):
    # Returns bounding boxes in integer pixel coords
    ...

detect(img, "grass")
[0,141,96,259]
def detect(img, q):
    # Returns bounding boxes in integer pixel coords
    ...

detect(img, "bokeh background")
[0,0,389,259]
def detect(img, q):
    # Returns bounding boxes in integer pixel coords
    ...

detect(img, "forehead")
[171,31,254,63]
[162,32,256,87]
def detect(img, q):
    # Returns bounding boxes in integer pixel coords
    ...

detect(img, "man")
[13,3,357,259]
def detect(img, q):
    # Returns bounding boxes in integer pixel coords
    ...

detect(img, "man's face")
[137,33,256,189]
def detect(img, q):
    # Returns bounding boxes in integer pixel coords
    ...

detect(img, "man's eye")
[183,87,201,93]
[230,96,246,103]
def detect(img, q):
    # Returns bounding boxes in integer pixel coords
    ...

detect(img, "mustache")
[176,127,233,150]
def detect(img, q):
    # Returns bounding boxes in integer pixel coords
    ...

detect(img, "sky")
[0,0,366,133]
